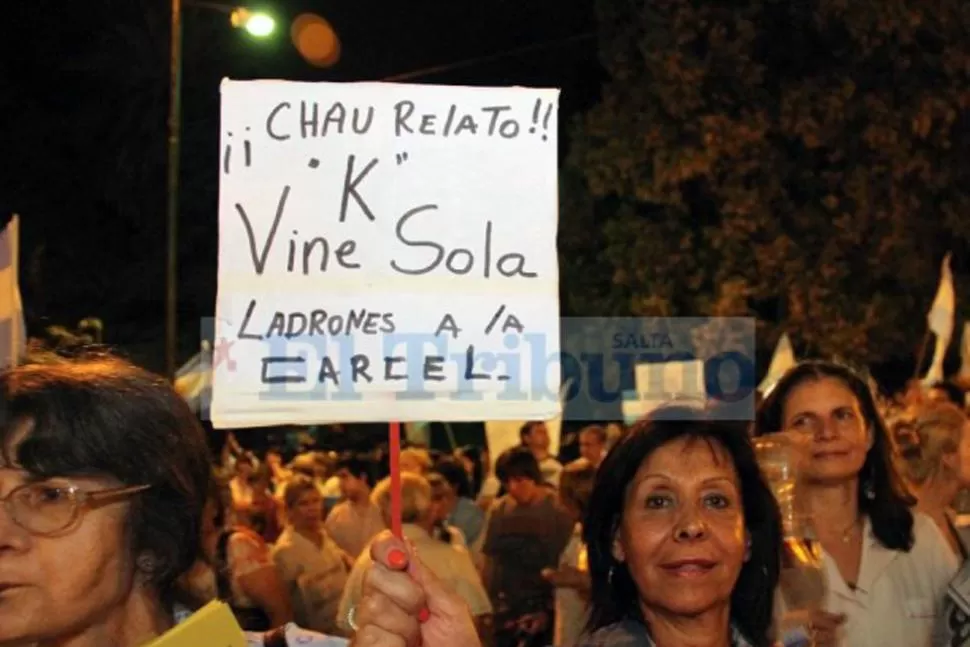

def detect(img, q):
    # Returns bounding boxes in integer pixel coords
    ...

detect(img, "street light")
[165,1,277,381]
[230,8,276,37]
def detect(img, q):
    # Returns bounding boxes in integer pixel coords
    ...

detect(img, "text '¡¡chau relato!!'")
[225,97,555,280]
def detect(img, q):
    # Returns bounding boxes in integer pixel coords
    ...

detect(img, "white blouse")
[820,513,957,646]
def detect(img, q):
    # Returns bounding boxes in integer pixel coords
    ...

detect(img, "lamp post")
[165,0,182,382]
[165,1,276,380]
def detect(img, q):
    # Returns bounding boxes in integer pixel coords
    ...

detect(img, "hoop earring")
[607,565,615,586]
[864,464,876,501]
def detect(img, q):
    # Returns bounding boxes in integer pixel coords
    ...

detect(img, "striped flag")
[0,217,25,369]
[175,340,213,413]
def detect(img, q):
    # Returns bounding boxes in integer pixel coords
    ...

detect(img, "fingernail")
[388,549,408,569]
[418,608,430,623]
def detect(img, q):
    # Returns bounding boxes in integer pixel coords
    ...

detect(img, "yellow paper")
[143,601,247,647]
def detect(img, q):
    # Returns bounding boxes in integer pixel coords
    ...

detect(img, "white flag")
[923,253,955,385]
[758,333,796,394]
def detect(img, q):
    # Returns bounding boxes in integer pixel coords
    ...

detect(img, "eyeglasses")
[1,481,150,536]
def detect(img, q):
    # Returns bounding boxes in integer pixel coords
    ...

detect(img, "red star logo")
[213,337,236,372]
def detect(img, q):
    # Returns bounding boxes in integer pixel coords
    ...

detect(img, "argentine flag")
[0,216,25,369]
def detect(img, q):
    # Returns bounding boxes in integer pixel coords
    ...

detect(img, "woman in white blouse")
[273,476,352,636]
[756,360,958,647]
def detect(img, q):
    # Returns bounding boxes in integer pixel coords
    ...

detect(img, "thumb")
[369,531,410,570]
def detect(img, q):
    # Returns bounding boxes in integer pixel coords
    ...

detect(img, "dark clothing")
[482,491,573,646]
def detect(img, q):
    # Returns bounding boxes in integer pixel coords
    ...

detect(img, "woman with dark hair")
[580,405,782,647]
[756,360,957,646]
[0,353,347,646]
[339,406,783,647]
[181,470,293,631]
[0,354,214,645]
[456,445,485,493]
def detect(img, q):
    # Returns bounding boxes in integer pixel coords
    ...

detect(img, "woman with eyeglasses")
[0,352,347,647]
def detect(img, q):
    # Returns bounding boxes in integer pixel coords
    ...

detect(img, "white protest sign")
[212,80,561,428]
[622,360,707,422]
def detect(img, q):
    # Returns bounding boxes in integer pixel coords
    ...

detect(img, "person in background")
[317,451,343,500]
[182,475,293,631]
[273,476,351,636]
[521,421,563,488]
[434,456,486,548]
[427,472,469,548]
[230,452,257,509]
[481,446,573,647]
[324,453,386,558]
[400,447,433,475]
[457,445,486,496]
[289,453,323,491]
[339,473,493,643]
[543,458,595,647]
[895,401,970,558]
[604,423,625,452]
[289,453,331,518]
[757,360,957,647]
[241,463,283,544]
[265,448,291,493]
[459,445,503,511]
[575,425,607,468]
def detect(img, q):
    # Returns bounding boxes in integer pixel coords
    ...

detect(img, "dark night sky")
[1,0,603,371]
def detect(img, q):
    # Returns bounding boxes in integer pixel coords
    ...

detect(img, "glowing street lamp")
[230,8,276,37]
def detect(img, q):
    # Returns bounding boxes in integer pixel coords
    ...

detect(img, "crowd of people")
[8,347,970,646]
[208,414,611,647]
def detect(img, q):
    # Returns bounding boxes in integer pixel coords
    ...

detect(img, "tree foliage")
[561,0,970,364]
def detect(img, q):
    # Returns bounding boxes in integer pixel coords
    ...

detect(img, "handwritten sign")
[212,80,561,428]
